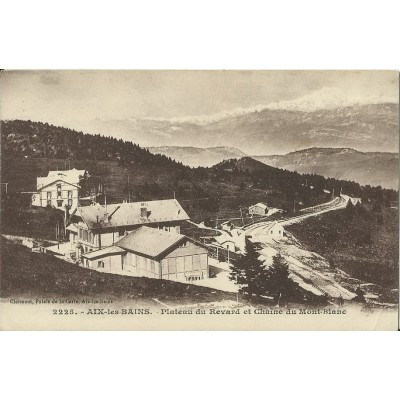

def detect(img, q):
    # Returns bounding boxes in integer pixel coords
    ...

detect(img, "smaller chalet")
[214,234,236,252]
[268,222,284,239]
[249,202,268,216]
[81,226,209,282]
[32,168,88,211]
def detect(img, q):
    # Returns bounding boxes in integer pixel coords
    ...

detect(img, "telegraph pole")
[239,206,244,226]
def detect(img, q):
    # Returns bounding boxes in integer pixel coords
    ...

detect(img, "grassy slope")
[0,238,235,305]
[287,206,399,294]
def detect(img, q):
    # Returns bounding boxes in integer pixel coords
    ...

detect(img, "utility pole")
[236,275,239,303]
[56,220,60,250]
[239,206,244,226]
[128,175,130,203]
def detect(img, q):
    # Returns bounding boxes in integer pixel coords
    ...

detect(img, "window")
[47,191,52,199]
[179,241,188,248]
[270,231,273,234]
[47,199,51,206]
[68,191,72,198]
[98,261,104,268]
[57,184,61,190]
[118,229,125,237]
[68,199,73,207]
[57,184,62,198]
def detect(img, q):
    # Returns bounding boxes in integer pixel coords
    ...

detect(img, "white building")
[268,222,285,239]
[214,235,236,252]
[67,199,190,261]
[32,169,88,212]
[81,226,209,281]
[249,202,268,216]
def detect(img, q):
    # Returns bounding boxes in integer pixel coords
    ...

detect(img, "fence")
[206,243,241,264]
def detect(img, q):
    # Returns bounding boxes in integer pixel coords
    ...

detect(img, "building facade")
[81,226,209,282]
[249,202,268,216]
[32,179,80,210]
[32,168,88,212]
[268,222,285,239]
[68,199,190,260]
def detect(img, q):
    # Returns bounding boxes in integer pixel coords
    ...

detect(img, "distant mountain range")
[253,148,399,190]
[147,146,247,167]
[146,145,398,190]
[88,103,399,155]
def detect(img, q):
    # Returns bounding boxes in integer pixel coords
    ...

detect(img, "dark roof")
[116,226,187,259]
[77,199,189,230]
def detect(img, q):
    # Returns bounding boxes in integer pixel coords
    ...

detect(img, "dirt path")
[244,196,356,300]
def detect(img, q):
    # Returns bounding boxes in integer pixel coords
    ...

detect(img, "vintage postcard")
[0,70,398,330]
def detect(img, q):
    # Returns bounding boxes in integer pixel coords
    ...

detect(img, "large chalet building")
[81,226,209,281]
[31,168,88,212]
[67,198,190,261]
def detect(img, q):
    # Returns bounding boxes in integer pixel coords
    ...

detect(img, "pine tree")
[263,254,299,305]
[230,238,269,299]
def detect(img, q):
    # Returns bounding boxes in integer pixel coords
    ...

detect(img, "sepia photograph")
[0,70,398,330]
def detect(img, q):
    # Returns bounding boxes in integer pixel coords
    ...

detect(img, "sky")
[1,70,398,132]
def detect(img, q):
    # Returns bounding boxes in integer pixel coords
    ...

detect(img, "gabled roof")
[81,245,126,260]
[269,222,284,230]
[39,179,80,191]
[77,199,190,230]
[215,237,235,245]
[37,169,87,189]
[250,202,268,209]
[66,223,79,233]
[215,234,235,244]
[116,226,187,259]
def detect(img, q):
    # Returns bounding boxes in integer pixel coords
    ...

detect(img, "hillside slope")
[0,238,234,304]
[1,120,397,228]
[253,148,399,190]
[287,205,399,302]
